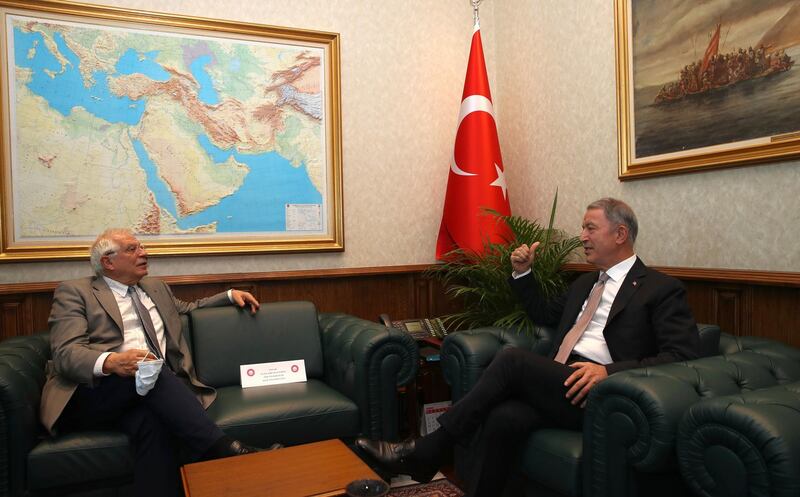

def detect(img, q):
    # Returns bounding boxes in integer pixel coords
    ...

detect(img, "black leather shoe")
[228,439,260,456]
[204,437,267,460]
[355,438,415,464]
[355,438,436,483]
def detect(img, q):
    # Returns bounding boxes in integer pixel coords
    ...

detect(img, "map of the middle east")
[8,15,327,240]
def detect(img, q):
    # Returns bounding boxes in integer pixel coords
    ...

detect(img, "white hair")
[89,228,133,275]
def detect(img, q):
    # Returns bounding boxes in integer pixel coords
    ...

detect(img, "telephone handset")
[379,314,448,340]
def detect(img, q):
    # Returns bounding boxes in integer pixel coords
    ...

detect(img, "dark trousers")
[437,348,585,497]
[59,368,224,497]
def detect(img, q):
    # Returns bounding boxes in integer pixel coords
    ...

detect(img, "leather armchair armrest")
[0,333,50,497]
[678,381,800,497]
[582,362,717,497]
[585,342,800,497]
[440,326,553,402]
[318,313,418,440]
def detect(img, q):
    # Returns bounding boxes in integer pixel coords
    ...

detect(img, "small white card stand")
[240,359,307,388]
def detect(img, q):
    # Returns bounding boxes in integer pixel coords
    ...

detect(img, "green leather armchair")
[0,301,418,497]
[580,332,800,497]
[438,324,800,497]
[677,373,800,497]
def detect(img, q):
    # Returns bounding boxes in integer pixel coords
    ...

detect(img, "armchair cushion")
[206,380,359,446]
[27,431,131,490]
[519,429,583,497]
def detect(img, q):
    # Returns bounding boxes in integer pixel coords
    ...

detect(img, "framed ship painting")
[615,0,800,179]
[0,0,343,261]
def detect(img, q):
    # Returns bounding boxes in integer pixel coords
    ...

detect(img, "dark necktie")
[128,286,163,359]
[554,272,610,364]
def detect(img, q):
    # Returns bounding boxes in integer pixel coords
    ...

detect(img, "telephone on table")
[379,314,448,341]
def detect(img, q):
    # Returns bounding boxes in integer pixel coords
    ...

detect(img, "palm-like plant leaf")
[427,193,581,334]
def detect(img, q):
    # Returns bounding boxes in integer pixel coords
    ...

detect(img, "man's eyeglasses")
[104,243,145,257]
[123,243,146,254]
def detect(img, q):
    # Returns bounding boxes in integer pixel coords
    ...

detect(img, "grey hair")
[89,228,133,275]
[587,198,638,244]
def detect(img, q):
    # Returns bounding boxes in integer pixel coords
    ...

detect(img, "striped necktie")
[127,286,163,359]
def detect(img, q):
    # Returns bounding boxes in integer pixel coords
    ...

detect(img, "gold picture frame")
[615,0,800,179]
[0,0,343,261]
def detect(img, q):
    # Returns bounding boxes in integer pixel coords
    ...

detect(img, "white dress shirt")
[512,254,638,365]
[93,277,169,376]
[571,254,637,364]
[93,278,233,376]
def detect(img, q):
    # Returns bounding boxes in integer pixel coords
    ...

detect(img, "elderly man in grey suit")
[41,228,268,497]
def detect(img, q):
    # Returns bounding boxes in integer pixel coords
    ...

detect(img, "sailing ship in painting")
[654,23,794,104]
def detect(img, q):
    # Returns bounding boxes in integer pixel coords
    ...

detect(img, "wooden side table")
[181,439,380,497]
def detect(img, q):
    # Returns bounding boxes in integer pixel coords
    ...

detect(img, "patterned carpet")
[387,479,463,497]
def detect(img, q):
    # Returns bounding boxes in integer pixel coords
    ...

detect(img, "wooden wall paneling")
[1,296,28,339]
[0,293,53,338]
[683,281,716,328]
[262,274,417,321]
[685,281,798,343]
[750,286,800,347]
[0,265,798,345]
[265,278,341,308]
[711,286,752,337]
[31,293,54,334]
[411,275,457,320]
[414,277,432,319]
[169,282,235,303]
[345,274,415,321]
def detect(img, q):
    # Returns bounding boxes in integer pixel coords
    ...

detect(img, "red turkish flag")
[436,26,511,260]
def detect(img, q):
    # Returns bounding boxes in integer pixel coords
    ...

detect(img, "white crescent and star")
[450,94,494,177]
[450,94,508,198]
[490,163,507,199]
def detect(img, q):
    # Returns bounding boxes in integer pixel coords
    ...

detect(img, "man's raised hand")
[510,241,540,274]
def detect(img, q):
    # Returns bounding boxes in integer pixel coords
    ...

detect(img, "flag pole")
[471,0,483,29]
[437,0,510,259]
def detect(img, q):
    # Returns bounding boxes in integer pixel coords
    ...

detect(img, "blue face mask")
[135,358,164,396]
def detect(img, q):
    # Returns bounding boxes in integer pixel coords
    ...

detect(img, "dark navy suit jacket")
[509,257,699,374]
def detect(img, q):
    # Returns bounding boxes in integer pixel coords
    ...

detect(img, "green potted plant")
[428,192,581,334]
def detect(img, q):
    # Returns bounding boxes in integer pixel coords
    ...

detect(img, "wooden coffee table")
[181,439,382,497]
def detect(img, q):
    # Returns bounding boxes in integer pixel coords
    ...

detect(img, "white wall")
[1,0,796,284]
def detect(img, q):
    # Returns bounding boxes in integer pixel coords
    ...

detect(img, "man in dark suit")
[357,198,699,497]
[41,228,271,497]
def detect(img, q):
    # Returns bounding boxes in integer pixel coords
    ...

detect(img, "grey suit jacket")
[40,276,229,434]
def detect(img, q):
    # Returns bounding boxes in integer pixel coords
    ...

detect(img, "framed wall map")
[0,0,343,261]
[615,0,800,179]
